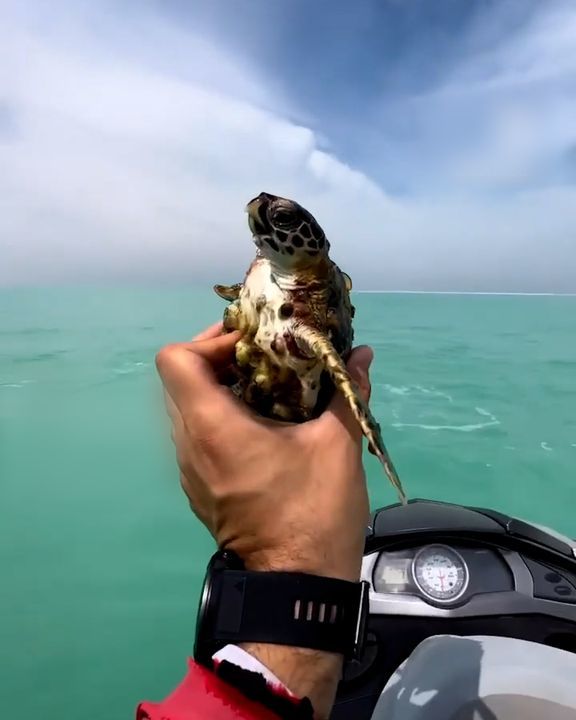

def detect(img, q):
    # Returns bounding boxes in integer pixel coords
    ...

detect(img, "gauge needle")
[438,571,445,590]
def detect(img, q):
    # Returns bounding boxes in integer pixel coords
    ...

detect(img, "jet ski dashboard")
[331,499,576,719]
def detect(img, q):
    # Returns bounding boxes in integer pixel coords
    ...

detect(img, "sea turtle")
[214,191,407,505]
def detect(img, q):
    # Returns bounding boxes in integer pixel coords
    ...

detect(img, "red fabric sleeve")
[136,658,312,720]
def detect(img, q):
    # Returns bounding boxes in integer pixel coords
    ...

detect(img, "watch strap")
[199,564,369,659]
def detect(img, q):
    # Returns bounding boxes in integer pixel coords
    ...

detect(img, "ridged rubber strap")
[211,569,369,657]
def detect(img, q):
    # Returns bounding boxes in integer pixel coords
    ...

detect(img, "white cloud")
[0,1,388,284]
[1,0,575,291]
[390,0,576,191]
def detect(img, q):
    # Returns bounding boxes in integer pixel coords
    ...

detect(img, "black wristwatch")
[193,549,369,667]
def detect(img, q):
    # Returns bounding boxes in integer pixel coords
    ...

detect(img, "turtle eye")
[272,209,297,227]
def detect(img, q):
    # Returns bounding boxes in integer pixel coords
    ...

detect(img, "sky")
[1,0,575,291]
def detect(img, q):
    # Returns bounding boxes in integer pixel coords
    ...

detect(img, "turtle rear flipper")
[295,326,407,505]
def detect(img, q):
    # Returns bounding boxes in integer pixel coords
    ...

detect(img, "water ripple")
[392,406,500,433]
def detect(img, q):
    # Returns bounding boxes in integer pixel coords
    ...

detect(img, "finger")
[311,345,374,442]
[155,332,243,430]
[176,332,243,388]
[156,332,238,419]
[156,331,240,385]
[192,321,225,341]
[167,330,241,363]
[350,346,373,405]
[160,325,232,414]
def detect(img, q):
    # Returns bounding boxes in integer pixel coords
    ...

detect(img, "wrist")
[239,642,343,720]
[241,546,362,583]
[236,548,363,715]
[195,549,368,718]
[236,554,353,717]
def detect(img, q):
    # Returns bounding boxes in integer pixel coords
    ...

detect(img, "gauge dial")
[412,545,469,603]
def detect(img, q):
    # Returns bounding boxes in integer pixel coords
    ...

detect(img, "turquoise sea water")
[1,287,576,719]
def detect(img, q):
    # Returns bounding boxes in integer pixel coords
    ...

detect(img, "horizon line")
[1,284,575,297]
[355,290,576,297]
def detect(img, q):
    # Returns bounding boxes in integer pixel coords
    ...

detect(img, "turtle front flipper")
[214,283,243,302]
[294,326,407,505]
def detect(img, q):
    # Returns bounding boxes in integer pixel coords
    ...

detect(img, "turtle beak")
[246,192,271,234]
[248,211,261,235]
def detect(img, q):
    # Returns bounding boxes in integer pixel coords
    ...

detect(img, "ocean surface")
[1,287,575,719]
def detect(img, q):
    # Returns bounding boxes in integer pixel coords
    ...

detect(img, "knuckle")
[155,344,181,374]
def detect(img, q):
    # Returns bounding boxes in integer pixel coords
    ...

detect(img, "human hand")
[155,322,374,717]
[156,321,373,583]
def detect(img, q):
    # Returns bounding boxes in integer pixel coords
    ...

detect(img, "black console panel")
[331,499,576,720]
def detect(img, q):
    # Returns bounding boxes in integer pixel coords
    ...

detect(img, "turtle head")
[246,192,330,269]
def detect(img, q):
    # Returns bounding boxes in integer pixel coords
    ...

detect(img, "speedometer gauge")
[412,545,469,603]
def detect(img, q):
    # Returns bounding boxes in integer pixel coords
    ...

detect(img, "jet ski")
[332,498,576,719]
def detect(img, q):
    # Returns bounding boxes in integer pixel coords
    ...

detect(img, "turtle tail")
[294,327,407,505]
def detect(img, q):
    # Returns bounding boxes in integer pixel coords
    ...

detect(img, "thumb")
[313,345,374,441]
[346,345,373,404]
